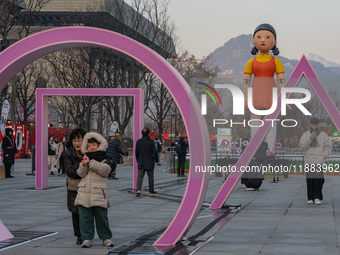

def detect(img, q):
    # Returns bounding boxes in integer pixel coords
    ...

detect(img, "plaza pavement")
[1,159,340,255]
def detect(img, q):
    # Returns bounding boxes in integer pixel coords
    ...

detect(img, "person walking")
[177,136,189,177]
[300,117,331,205]
[135,128,159,197]
[56,136,67,176]
[106,133,127,180]
[75,132,114,248]
[2,127,17,178]
[48,135,57,175]
[65,128,86,245]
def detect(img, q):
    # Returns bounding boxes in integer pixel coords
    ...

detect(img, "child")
[75,132,114,248]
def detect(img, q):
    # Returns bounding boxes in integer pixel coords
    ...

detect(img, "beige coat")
[74,132,111,208]
[55,142,65,169]
[300,131,331,164]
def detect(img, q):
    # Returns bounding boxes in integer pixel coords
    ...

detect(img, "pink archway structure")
[0,27,211,246]
[35,88,144,191]
[210,55,340,209]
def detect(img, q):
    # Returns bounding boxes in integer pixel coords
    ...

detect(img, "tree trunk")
[10,84,16,124]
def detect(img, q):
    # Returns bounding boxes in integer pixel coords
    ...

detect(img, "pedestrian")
[65,128,86,245]
[56,136,67,176]
[300,117,331,205]
[75,132,114,248]
[177,136,189,177]
[48,134,57,175]
[2,127,17,178]
[154,136,162,166]
[106,132,127,180]
[242,156,264,191]
[241,139,266,189]
[135,128,159,197]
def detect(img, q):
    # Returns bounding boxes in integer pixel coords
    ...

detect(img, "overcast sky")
[167,0,340,63]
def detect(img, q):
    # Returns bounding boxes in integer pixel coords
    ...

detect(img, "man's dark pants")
[306,169,324,200]
[137,168,155,193]
[306,177,324,200]
[177,158,185,176]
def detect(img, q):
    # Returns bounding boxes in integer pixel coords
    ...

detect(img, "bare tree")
[0,0,51,124]
[7,60,49,125]
[157,51,219,136]
[45,47,103,129]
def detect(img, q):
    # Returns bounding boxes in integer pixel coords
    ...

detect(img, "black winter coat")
[135,136,158,170]
[177,139,189,159]
[2,128,17,165]
[106,138,125,163]
[65,146,82,214]
[48,142,56,155]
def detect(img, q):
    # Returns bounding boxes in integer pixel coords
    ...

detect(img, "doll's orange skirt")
[246,77,276,110]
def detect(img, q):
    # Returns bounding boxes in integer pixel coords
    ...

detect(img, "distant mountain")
[307,53,340,68]
[208,34,340,91]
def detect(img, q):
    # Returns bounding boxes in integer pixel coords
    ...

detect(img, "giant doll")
[243,23,286,153]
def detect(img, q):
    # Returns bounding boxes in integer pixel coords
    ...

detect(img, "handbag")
[67,177,81,191]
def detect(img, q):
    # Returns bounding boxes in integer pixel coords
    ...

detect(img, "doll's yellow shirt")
[244,54,285,74]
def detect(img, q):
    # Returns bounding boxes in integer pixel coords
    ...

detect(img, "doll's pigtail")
[251,46,258,55]
[272,45,280,55]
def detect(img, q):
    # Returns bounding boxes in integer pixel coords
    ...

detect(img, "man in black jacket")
[106,133,127,180]
[2,128,17,178]
[177,136,189,177]
[135,128,159,197]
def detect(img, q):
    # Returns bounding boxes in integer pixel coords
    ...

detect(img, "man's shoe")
[81,240,92,248]
[314,199,322,205]
[136,191,141,197]
[307,200,314,204]
[148,192,158,197]
[50,172,54,175]
[76,236,82,245]
[180,174,187,177]
[247,188,256,191]
[102,239,114,247]
[8,175,14,178]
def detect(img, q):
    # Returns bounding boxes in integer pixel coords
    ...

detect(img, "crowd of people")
[2,116,331,249]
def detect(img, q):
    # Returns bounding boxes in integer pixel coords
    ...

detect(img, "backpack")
[174,141,181,153]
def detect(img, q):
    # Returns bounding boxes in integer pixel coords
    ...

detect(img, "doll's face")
[253,30,277,53]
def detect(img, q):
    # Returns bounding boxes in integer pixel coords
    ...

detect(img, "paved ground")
[1,159,340,254]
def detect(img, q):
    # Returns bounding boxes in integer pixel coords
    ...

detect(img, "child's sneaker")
[102,239,114,247]
[81,240,92,248]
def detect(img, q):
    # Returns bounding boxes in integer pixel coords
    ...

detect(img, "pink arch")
[210,55,340,209]
[0,27,211,246]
